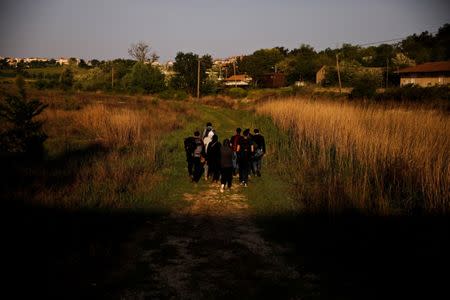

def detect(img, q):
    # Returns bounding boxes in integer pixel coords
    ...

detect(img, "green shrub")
[123,62,166,94]
[227,87,248,99]
[0,94,48,156]
[375,85,450,102]
[158,89,189,101]
[350,73,380,99]
[60,68,74,91]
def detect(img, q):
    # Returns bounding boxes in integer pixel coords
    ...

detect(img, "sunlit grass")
[257,97,450,214]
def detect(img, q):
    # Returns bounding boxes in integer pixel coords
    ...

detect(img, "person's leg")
[214,164,221,182]
[192,158,200,182]
[238,158,244,183]
[226,167,233,188]
[187,156,194,177]
[256,157,262,176]
[242,159,249,184]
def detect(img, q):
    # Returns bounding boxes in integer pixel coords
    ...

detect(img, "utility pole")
[111,66,114,89]
[386,58,389,89]
[336,53,342,93]
[197,58,201,99]
[233,60,237,88]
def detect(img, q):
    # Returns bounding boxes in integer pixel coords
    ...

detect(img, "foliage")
[60,67,74,91]
[349,72,380,99]
[122,62,165,93]
[237,48,284,86]
[158,89,189,101]
[227,87,248,99]
[171,52,213,95]
[74,67,110,91]
[0,82,48,156]
[375,85,450,102]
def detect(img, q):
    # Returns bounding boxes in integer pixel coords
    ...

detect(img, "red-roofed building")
[224,74,252,86]
[397,61,450,87]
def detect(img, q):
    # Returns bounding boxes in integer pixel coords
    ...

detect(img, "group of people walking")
[184,122,266,191]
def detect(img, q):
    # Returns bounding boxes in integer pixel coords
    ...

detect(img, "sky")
[0,0,449,62]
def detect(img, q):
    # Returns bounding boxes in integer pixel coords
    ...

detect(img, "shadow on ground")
[255,213,450,300]
[5,203,450,299]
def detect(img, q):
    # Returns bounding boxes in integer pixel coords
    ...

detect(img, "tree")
[78,59,88,68]
[237,48,284,86]
[123,62,165,93]
[128,41,157,63]
[0,78,48,156]
[171,52,212,95]
[60,67,74,91]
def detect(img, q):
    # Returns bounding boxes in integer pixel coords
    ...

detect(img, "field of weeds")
[257,97,450,214]
[1,91,196,210]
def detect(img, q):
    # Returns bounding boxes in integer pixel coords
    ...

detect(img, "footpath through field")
[107,105,318,299]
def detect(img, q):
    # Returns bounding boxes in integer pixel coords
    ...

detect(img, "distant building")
[397,61,450,87]
[223,74,252,86]
[258,72,286,88]
[56,57,70,65]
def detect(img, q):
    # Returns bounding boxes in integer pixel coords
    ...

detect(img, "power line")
[354,31,438,47]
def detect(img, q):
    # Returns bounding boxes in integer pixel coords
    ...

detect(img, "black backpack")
[184,137,196,155]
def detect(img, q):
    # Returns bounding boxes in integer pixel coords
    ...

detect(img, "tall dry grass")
[258,97,450,214]
[30,101,194,209]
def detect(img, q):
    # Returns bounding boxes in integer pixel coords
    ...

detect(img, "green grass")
[148,103,296,215]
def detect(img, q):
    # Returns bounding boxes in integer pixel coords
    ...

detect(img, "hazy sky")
[0,0,449,62]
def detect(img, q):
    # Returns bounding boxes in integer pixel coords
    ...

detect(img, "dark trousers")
[186,155,194,176]
[239,158,250,183]
[208,162,221,182]
[252,157,262,176]
[221,167,233,188]
[192,157,204,182]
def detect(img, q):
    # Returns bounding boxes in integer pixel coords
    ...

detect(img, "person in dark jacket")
[251,128,266,177]
[237,129,254,187]
[206,134,221,182]
[230,128,242,175]
[220,138,233,192]
[192,131,205,183]
[183,134,197,177]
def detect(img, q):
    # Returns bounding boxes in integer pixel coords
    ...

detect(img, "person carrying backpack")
[206,134,221,183]
[184,134,197,178]
[220,138,233,192]
[230,128,242,175]
[203,130,215,180]
[202,122,215,139]
[192,131,205,183]
[237,129,254,187]
[251,128,266,177]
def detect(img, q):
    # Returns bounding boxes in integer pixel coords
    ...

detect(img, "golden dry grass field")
[257,97,450,214]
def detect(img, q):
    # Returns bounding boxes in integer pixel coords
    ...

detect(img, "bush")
[350,73,380,99]
[0,94,48,156]
[227,87,248,99]
[123,62,166,94]
[158,89,189,101]
[375,85,450,102]
[60,68,74,91]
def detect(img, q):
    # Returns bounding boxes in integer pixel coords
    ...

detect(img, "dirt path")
[114,181,318,299]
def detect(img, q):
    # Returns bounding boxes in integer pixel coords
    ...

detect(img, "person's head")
[206,122,212,127]
[223,138,230,147]
[254,128,260,134]
[212,134,218,142]
[243,128,250,137]
[194,131,200,137]
[236,127,241,135]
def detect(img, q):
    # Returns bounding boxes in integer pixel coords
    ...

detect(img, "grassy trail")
[101,105,318,299]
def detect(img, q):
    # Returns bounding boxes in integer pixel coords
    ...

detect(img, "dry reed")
[258,97,450,214]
